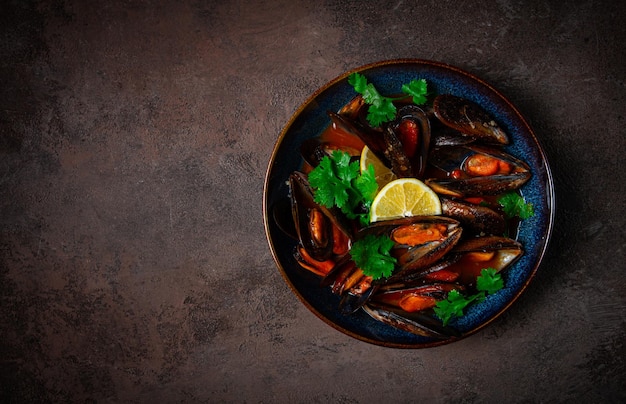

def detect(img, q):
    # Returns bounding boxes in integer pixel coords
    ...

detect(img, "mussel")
[329,103,432,180]
[300,137,361,168]
[384,105,432,178]
[444,235,523,286]
[440,196,506,236]
[322,215,462,314]
[288,172,352,263]
[433,94,509,144]
[371,282,460,313]
[358,216,463,279]
[320,255,377,314]
[328,111,390,167]
[362,303,461,339]
[426,144,531,197]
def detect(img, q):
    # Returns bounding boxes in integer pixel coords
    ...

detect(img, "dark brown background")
[1,0,624,402]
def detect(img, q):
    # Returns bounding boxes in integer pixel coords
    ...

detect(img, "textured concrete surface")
[1,0,624,402]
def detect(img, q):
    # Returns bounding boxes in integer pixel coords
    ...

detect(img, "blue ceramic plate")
[263,59,555,348]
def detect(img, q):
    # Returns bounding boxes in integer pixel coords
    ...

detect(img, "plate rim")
[263,58,556,348]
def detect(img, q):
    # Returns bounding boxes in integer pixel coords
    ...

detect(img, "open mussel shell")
[288,172,352,262]
[370,282,458,307]
[381,256,462,286]
[429,144,531,174]
[426,144,531,197]
[339,284,379,315]
[385,104,432,178]
[362,303,461,340]
[433,94,509,144]
[446,235,524,286]
[328,110,390,166]
[452,235,523,259]
[330,100,433,180]
[300,137,361,168]
[426,173,531,198]
[358,215,463,279]
[319,254,377,314]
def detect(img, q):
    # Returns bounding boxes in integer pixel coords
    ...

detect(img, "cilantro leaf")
[476,268,504,295]
[434,268,505,325]
[348,73,431,127]
[366,97,397,127]
[354,163,378,204]
[348,73,397,127]
[350,234,397,280]
[308,155,350,210]
[433,290,481,326]
[498,191,534,220]
[401,79,428,105]
[308,150,377,226]
[347,72,369,94]
[361,83,383,106]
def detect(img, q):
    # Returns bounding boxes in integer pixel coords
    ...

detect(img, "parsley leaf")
[434,268,504,325]
[498,191,534,220]
[350,234,397,280]
[347,73,429,127]
[308,150,377,226]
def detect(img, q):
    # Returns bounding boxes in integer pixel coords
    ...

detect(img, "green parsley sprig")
[350,234,397,280]
[498,191,534,220]
[348,72,429,127]
[308,150,378,226]
[433,268,504,326]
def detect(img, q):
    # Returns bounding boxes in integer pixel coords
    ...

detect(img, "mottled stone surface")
[1,0,624,402]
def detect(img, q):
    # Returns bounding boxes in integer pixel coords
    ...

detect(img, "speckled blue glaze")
[263,60,555,348]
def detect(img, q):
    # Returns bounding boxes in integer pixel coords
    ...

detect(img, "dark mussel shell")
[385,105,432,178]
[328,110,390,168]
[426,144,531,197]
[433,94,509,145]
[371,282,459,309]
[445,235,524,286]
[330,101,433,180]
[452,235,523,262]
[288,172,352,261]
[382,127,413,178]
[271,196,298,240]
[337,93,367,119]
[329,108,412,178]
[299,137,361,168]
[381,256,462,286]
[426,174,531,198]
[358,216,463,278]
[339,282,379,315]
[362,303,461,339]
[440,196,506,236]
[320,254,378,314]
[431,127,478,147]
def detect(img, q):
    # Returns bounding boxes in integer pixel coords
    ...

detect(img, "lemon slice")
[360,146,397,189]
[370,178,441,222]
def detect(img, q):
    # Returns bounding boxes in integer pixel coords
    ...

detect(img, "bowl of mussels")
[263,59,555,348]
